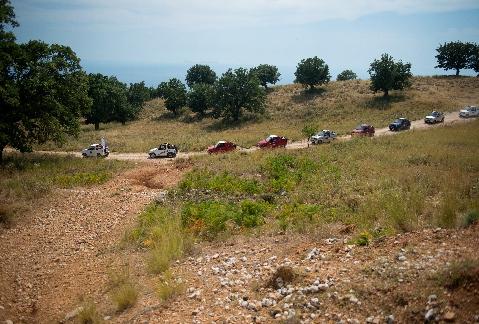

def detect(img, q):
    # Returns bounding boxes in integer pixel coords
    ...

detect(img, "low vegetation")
[129,120,479,276]
[37,77,479,153]
[156,270,185,302]
[108,268,138,312]
[77,298,103,324]
[436,259,479,289]
[0,153,130,224]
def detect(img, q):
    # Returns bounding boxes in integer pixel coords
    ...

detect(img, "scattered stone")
[443,311,455,322]
[397,254,407,262]
[386,314,395,323]
[103,316,111,321]
[306,247,320,260]
[425,308,436,321]
[191,308,200,316]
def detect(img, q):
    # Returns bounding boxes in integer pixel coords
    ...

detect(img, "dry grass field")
[36,76,479,153]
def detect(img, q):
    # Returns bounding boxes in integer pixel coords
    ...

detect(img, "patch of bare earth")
[0,162,186,323]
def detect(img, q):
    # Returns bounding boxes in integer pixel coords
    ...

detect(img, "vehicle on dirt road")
[149,143,178,158]
[459,106,479,118]
[389,118,411,131]
[424,111,445,124]
[257,135,288,148]
[207,141,237,154]
[351,124,375,137]
[310,130,337,144]
[82,144,109,157]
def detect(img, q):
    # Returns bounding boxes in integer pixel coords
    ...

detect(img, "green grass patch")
[181,200,271,239]
[179,170,262,194]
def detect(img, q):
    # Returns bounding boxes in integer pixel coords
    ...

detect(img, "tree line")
[1,0,478,160]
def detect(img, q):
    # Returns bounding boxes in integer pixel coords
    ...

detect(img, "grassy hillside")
[38,76,479,153]
[133,120,479,255]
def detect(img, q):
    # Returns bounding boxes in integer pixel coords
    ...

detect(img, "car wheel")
[167,153,173,158]
[149,153,156,159]
[97,153,101,157]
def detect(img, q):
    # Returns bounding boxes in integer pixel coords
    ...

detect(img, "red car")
[257,135,288,149]
[207,141,237,154]
[351,124,375,137]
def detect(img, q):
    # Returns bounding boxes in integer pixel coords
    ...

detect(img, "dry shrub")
[266,266,296,289]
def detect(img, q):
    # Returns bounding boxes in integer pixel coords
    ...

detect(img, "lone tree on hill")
[85,73,132,129]
[188,83,214,117]
[368,53,412,97]
[213,68,266,122]
[337,69,357,81]
[251,64,281,89]
[162,78,187,115]
[435,41,476,76]
[0,0,91,161]
[294,56,331,90]
[185,64,217,87]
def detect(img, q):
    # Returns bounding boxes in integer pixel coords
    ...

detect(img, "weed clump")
[267,266,297,289]
[157,270,185,302]
[437,259,479,290]
[108,268,138,312]
[352,231,371,246]
[77,298,103,324]
[463,210,479,227]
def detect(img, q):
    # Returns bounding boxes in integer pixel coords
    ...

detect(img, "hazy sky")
[12,0,479,85]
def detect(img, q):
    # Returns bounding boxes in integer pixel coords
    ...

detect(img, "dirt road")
[37,110,470,162]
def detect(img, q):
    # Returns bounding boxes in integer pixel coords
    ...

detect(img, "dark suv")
[389,118,411,131]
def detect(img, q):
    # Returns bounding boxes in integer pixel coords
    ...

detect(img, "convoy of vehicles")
[81,105,476,159]
[148,143,178,158]
[310,130,337,144]
[256,135,288,148]
[351,124,375,137]
[389,118,411,131]
[207,141,237,154]
[424,111,444,124]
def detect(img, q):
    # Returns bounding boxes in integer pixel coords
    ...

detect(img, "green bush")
[181,200,270,239]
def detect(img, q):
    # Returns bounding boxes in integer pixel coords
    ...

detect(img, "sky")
[11,0,479,86]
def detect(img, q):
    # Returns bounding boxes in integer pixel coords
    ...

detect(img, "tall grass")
[108,268,138,312]
[127,204,192,274]
[170,120,479,238]
[36,77,479,153]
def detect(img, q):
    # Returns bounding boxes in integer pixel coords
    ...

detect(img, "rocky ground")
[0,163,184,323]
[125,225,479,324]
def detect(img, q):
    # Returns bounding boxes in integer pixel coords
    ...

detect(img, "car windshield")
[355,125,367,130]
[88,146,95,150]
[215,142,224,148]
[394,119,402,123]
[432,111,439,116]
[315,131,325,136]
[266,136,277,142]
